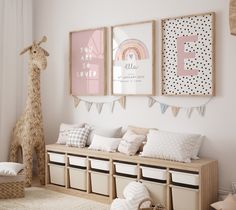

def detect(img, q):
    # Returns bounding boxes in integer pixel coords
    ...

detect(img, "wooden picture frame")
[112,20,155,96]
[161,12,215,96]
[70,27,107,96]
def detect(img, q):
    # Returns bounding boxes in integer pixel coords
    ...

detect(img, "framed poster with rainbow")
[112,20,155,95]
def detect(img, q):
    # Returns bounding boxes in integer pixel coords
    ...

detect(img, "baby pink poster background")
[71,28,105,95]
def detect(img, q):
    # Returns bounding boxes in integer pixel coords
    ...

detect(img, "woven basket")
[0,171,25,199]
[138,198,165,210]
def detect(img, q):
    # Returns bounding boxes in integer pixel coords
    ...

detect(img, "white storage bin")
[115,176,137,198]
[172,185,199,210]
[170,171,199,186]
[49,164,65,186]
[48,152,65,164]
[90,172,109,196]
[114,162,138,176]
[89,158,110,171]
[141,166,167,180]
[68,155,87,167]
[68,168,87,191]
[141,179,167,206]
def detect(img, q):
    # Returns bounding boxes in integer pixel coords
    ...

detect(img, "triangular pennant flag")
[196,105,206,116]
[96,103,104,114]
[171,106,180,117]
[118,96,126,109]
[148,97,156,108]
[160,103,169,114]
[110,101,115,113]
[85,101,92,112]
[185,107,193,118]
[73,96,81,108]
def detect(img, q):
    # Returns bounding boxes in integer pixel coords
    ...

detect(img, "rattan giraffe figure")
[9,36,49,187]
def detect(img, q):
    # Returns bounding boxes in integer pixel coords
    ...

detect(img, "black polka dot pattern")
[162,14,214,95]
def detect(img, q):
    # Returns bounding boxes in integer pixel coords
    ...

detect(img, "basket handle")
[138,198,154,209]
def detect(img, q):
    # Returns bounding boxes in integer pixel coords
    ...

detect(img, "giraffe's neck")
[25,63,42,114]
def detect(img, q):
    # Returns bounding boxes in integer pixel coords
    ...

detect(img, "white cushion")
[118,130,146,155]
[87,126,122,146]
[141,130,201,163]
[88,134,121,152]
[56,123,85,144]
[66,125,91,148]
[110,181,150,210]
[0,162,24,176]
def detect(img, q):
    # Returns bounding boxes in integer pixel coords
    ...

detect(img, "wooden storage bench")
[45,144,218,210]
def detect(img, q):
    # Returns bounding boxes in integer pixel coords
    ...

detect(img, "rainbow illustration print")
[115,39,149,61]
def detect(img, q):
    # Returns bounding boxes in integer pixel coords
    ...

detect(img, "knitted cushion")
[66,125,90,148]
[110,181,150,210]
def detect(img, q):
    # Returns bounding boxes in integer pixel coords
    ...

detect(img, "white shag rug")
[0,187,110,210]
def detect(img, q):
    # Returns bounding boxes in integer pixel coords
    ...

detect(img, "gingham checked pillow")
[66,125,91,148]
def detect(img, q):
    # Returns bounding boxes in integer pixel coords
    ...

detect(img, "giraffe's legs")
[9,138,19,162]
[35,142,45,185]
[22,143,33,187]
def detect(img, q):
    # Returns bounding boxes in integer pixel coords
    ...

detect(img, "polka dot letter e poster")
[161,13,215,95]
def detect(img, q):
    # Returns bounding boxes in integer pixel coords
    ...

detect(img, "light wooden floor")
[32,176,43,187]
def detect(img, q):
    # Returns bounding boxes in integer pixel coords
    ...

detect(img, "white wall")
[33,0,236,192]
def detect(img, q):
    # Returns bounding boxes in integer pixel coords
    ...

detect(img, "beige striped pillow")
[118,130,146,155]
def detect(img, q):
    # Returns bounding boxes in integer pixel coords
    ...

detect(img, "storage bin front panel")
[172,186,199,210]
[90,159,110,171]
[115,176,137,198]
[114,162,138,176]
[48,152,65,164]
[91,172,109,196]
[69,168,87,190]
[141,180,167,206]
[170,171,199,186]
[141,166,167,180]
[49,164,65,186]
[68,155,87,167]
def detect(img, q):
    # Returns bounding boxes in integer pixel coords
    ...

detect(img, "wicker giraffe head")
[20,36,49,70]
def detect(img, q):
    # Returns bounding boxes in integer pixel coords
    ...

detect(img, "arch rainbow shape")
[115,39,149,61]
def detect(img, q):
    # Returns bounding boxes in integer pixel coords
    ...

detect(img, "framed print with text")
[112,20,155,95]
[161,12,215,96]
[70,27,106,96]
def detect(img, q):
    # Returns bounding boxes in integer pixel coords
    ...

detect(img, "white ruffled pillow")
[0,162,24,176]
[56,123,85,144]
[141,130,202,163]
[118,130,146,155]
[88,134,121,152]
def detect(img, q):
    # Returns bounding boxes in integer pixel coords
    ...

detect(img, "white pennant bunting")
[160,103,169,114]
[171,106,180,117]
[148,97,156,107]
[185,107,193,118]
[118,96,126,109]
[110,101,115,113]
[73,96,81,108]
[85,101,93,112]
[96,103,104,114]
[196,105,206,116]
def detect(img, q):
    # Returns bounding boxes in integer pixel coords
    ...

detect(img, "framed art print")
[70,27,106,96]
[161,12,215,96]
[112,20,155,95]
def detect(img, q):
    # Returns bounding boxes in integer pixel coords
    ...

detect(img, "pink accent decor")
[177,35,198,76]
[71,28,105,95]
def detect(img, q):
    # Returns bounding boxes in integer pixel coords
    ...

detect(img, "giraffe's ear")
[42,49,49,56]
[19,45,32,55]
